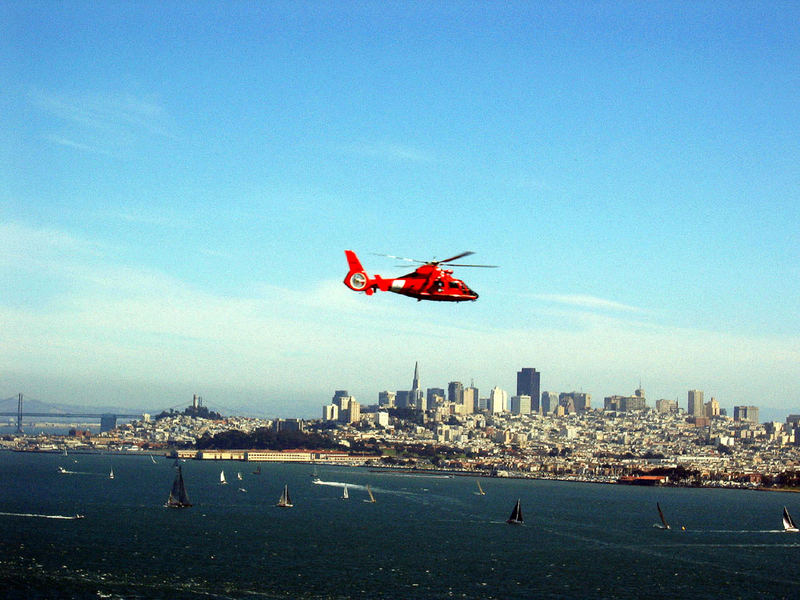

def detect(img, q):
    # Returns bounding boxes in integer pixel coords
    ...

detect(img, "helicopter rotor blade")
[370,253,425,264]
[446,263,499,268]
[437,251,475,264]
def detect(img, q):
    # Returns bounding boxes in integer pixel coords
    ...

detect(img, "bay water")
[1,451,798,599]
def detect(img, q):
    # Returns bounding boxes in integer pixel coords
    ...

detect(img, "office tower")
[516,368,541,413]
[621,395,645,411]
[541,391,558,414]
[604,396,622,412]
[688,390,704,417]
[332,392,358,424]
[734,405,759,424]
[489,386,508,414]
[448,381,464,405]
[395,390,412,409]
[704,397,720,418]
[347,400,360,423]
[323,404,338,421]
[378,391,396,408]
[411,361,424,408]
[656,398,678,414]
[462,385,477,414]
[510,395,531,415]
[427,388,445,409]
[559,391,590,413]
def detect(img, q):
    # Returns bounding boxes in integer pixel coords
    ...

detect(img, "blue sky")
[2,2,798,419]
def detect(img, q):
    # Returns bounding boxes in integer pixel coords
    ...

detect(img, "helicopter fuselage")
[343,250,479,302]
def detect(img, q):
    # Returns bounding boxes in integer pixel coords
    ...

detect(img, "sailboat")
[782,506,798,532]
[475,480,486,496]
[165,466,192,508]
[656,502,670,529]
[506,498,523,525]
[252,465,261,475]
[363,485,376,503]
[237,472,243,481]
[219,470,228,485]
[109,467,115,480]
[276,484,293,508]
[342,485,349,500]
[150,455,157,464]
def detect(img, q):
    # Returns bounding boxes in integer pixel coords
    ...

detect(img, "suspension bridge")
[0,394,145,433]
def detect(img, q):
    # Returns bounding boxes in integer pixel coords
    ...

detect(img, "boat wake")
[704,529,787,534]
[58,467,101,476]
[0,511,84,520]
[312,479,367,491]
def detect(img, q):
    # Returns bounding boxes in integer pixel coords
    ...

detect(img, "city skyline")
[4,360,790,425]
[2,4,799,419]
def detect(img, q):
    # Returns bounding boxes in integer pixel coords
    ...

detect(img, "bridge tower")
[16,393,23,433]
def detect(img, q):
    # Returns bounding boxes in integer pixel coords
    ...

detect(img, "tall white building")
[488,386,508,414]
[462,386,478,415]
[323,404,338,421]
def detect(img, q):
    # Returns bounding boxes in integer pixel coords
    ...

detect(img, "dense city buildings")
[6,362,799,493]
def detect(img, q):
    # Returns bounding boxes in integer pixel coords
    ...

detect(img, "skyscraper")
[541,391,558,414]
[462,385,478,415]
[489,386,508,414]
[517,368,541,413]
[510,395,531,415]
[411,361,424,410]
[734,405,759,424]
[448,381,464,405]
[688,390,704,417]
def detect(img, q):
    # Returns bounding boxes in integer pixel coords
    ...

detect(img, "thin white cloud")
[340,141,435,163]
[29,88,177,151]
[2,222,798,417]
[533,293,646,314]
[43,134,106,155]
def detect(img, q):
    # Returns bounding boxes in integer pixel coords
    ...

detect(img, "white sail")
[277,484,293,507]
[364,485,376,503]
[342,485,349,500]
[237,472,243,480]
[220,470,227,485]
[109,467,114,480]
[783,506,798,532]
[475,480,485,495]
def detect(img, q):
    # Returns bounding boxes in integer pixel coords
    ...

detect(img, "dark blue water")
[1,451,798,599]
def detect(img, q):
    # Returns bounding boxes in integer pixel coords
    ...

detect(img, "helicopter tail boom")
[344,250,377,295]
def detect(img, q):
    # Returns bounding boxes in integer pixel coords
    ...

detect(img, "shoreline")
[7,447,800,494]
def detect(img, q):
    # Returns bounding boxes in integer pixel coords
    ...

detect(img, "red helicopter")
[343,250,496,302]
